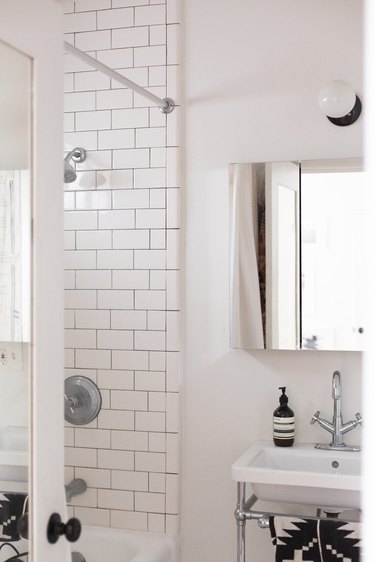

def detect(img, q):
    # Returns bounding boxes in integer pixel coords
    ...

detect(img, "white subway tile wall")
[63,0,180,534]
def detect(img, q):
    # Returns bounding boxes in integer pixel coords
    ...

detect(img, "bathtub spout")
[65,479,87,503]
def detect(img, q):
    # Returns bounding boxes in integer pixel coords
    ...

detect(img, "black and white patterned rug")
[0,493,28,542]
[269,516,361,562]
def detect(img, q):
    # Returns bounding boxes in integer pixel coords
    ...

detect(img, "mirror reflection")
[229,159,366,351]
[0,39,31,554]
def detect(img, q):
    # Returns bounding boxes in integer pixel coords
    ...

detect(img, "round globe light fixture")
[318,80,362,126]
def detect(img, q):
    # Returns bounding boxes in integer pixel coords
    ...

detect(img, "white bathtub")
[73,526,178,562]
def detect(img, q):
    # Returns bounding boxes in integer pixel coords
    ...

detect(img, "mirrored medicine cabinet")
[229,158,366,351]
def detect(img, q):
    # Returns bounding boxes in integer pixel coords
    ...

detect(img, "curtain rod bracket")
[160,98,175,114]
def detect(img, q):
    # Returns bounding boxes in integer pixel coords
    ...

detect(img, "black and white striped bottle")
[273,386,294,447]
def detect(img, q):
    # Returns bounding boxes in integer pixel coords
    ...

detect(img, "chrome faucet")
[310,370,362,451]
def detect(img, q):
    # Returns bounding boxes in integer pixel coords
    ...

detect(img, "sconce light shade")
[318,80,362,126]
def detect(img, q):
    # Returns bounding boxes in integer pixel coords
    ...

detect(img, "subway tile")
[166,310,180,351]
[149,432,166,453]
[166,392,179,432]
[75,430,111,451]
[64,73,74,93]
[63,0,74,13]
[69,488,98,508]
[149,392,166,412]
[74,507,110,527]
[150,147,166,167]
[65,211,98,231]
[64,231,75,250]
[75,70,111,92]
[147,310,166,330]
[166,147,181,187]
[135,492,165,514]
[113,149,150,170]
[135,371,165,392]
[167,105,180,147]
[77,151,112,171]
[112,67,148,89]
[98,489,134,510]
[111,390,148,411]
[64,12,96,33]
[65,427,74,447]
[166,188,180,228]
[151,229,165,249]
[98,129,134,150]
[135,290,165,310]
[135,411,165,432]
[111,430,148,451]
[148,513,165,533]
[149,473,166,493]
[101,390,111,410]
[167,0,181,23]
[112,470,148,492]
[97,330,133,350]
[98,370,134,390]
[65,329,97,349]
[167,229,180,269]
[166,270,180,310]
[135,331,165,351]
[76,110,111,131]
[136,209,165,228]
[97,49,133,70]
[166,515,179,535]
[134,46,166,67]
[76,191,111,210]
[97,7,133,30]
[136,127,165,148]
[113,189,149,210]
[76,230,112,250]
[65,131,98,151]
[112,108,149,129]
[134,85,166,108]
[75,30,111,52]
[65,310,75,329]
[149,351,166,371]
[64,192,75,211]
[150,270,166,289]
[76,270,111,289]
[112,27,149,49]
[97,171,133,190]
[64,250,96,270]
[135,452,165,473]
[150,189,165,208]
[112,350,148,371]
[98,409,134,430]
[111,310,147,330]
[149,67,167,88]
[166,433,179,473]
[64,52,96,73]
[150,107,166,128]
[134,249,166,270]
[111,511,147,532]
[98,290,134,310]
[166,351,180,392]
[76,349,111,369]
[135,5,166,25]
[166,474,179,514]
[112,270,149,290]
[99,210,135,230]
[98,449,134,470]
[76,310,110,329]
[96,89,133,110]
[75,0,111,10]
[65,271,76,290]
[65,349,74,368]
[64,112,75,132]
[97,249,133,269]
[113,230,149,250]
[65,447,97,468]
[166,65,181,105]
[75,467,111,489]
[112,0,147,5]
[150,25,166,46]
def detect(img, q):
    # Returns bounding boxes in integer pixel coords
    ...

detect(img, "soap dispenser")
[273,386,294,447]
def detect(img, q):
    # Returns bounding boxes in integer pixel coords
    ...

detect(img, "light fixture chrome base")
[315,443,361,452]
[70,147,86,163]
[160,98,175,114]
[64,376,102,426]
[327,96,362,126]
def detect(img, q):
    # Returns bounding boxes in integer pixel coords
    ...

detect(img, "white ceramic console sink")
[231,441,361,510]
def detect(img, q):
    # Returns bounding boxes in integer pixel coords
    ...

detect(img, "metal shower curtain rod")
[64,41,175,114]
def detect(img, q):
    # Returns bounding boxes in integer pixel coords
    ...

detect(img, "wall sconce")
[318,80,362,126]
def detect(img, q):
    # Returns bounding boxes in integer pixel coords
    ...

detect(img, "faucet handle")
[355,412,362,425]
[310,410,320,425]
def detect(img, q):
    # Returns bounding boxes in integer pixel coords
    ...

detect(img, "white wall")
[182,1,363,561]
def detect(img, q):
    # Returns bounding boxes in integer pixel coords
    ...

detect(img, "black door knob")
[47,513,81,544]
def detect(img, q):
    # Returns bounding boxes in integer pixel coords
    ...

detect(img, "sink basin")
[231,441,361,509]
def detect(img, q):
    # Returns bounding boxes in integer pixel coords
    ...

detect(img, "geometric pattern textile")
[0,493,28,542]
[269,516,361,562]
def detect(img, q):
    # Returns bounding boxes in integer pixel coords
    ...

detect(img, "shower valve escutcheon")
[310,371,362,452]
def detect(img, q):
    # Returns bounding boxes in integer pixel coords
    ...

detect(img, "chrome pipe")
[64,41,174,113]
[236,483,246,562]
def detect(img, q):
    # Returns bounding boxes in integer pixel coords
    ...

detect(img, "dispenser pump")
[273,386,294,447]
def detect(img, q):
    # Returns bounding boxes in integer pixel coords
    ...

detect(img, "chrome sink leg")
[235,482,246,562]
